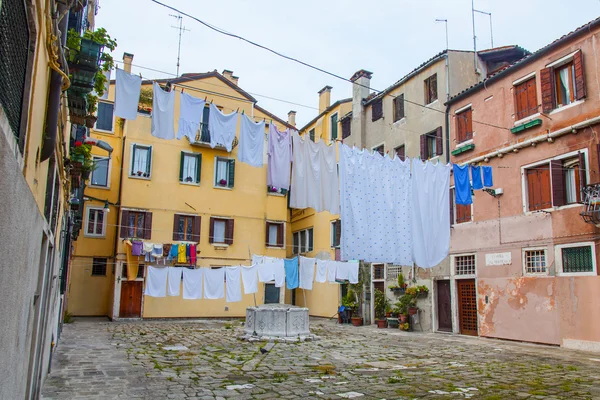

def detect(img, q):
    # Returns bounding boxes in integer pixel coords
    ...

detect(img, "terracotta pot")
[408,307,418,316]
[351,317,363,327]
[375,319,387,329]
[385,312,391,318]
[399,314,408,323]
[85,115,97,128]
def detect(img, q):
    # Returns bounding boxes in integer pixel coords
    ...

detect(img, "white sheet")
[208,103,237,152]
[167,267,183,296]
[267,124,292,190]
[258,261,276,282]
[273,258,285,288]
[315,259,328,283]
[203,268,225,299]
[326,260,337,283]
[144,266,168,297]
[299,256,315,290]
[225,266,242,303]
[318,140,339,214]
[241,265,258,294]
[114,68,142,120]
[348,261,359,284]
[182,268,203,300]
[335,261,350,281]
[177,92,205,141]
[151,82,175,140]
[238,114,265,167]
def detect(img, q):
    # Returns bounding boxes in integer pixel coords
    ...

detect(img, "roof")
[299,98,352,132]
[447,17,600,105]
[254,104,296,130]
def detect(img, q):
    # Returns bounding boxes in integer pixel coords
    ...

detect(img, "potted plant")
[85,93,98,128]
[416,285,429,298]
[349,262,368,327]
[396,293,415,323]
[70,141,96,180]
[374,289,388,328]
[138,87,153,115]
[219,179,227,186]
[399,322,410,331]
[385,304,392,318]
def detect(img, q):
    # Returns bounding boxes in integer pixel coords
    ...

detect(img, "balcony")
[580,183,600,226]
[189,123,238,151]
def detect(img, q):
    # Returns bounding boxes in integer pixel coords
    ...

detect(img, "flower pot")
[385,312,391,318]
[399,314,408,323]
[70,114,86,126]
[85,115,97,128]
[375,319,387,329]
[71,154,85,164]
[417,292,428,298]
[82,170,91,180]
[408,307,418,316]
[351,317,363,327]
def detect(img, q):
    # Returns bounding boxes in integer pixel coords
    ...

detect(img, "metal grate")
[92,258,107,276]
[373,264,385,280]
[525,250,547,274]
[562,246,593,273]
[455,255,475,275]
[0,0,30,144]
[386,265,402,281]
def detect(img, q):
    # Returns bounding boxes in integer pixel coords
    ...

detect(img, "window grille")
[525,250,547,274]
[455,255,475,275]
[373,264,385,280]
[386,265,402,281]
[562,246,593,273]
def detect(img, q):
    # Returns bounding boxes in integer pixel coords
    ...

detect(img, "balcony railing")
[189,122,238,151]
[580,183,600,226]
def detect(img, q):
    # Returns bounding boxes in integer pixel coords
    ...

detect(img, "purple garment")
[267,124,293,190]
[131,240,143,256]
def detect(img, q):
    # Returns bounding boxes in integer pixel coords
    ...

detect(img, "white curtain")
[268,224,278,245]
[183,155,197,181]
[565,168,576,203]
[216,159,228,184]
[134,148,148,174]
[214,220,226,242]
[559,68,571,105]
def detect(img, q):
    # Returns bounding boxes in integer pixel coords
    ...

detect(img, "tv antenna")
[170,14,190,77]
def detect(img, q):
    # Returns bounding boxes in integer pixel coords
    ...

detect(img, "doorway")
[119,281,143,318]
[264,283,280,304]
[372,281,385,320]
[436,280,452,332]
[457,279,478,336]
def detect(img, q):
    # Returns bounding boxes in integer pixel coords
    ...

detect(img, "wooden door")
[436,280,452,332]
[120,281,142,318]
[457,279,478,336]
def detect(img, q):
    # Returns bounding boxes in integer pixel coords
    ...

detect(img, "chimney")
[350,69,373,148]
[123,52,134,73]
[287,110,296,126]
[318,86,332,113]
[222,69,239,86]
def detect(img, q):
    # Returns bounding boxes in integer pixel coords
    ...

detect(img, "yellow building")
[69,55,295,319]
[290,86,352,317]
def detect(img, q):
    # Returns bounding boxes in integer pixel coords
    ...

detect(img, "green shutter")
[131,144,137,175]
[228,159,235,188]
[146,147,152,176]
[196,154,202,184]
[179,152,184,182]
[331,114,338,140]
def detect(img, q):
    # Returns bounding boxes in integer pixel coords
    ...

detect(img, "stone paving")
[42,317,600,399]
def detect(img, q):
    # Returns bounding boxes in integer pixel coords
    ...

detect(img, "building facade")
[447,17,600,349]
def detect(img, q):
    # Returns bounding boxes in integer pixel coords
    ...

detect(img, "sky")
[96,0,600,127]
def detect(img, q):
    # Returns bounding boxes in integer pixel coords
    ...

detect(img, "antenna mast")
[170,14,190,77]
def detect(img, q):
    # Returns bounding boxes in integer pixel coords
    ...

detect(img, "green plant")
[349,261,369,317]
[63,310,74,324]
[396,294,416,315]
[397,272,406,288]
[139,87,153,107]
[399,322,409,331]
[416,285,429,294]
[71,143,96,172]
[405,287,417,296]
[374,289,389,319]
[341,288,356,311]
[86,93,98,114]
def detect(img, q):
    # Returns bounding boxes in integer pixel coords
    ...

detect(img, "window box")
[511,118,542,134]
[451,143,475,156]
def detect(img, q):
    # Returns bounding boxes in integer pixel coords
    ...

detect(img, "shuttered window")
[214,157,235,188]
[371,98,383,121]
[173,214,201,242]
[331,219,341,248]
[395,145,406,161]
[450,188,472,225]
[309,128,315,142]
[393,94,405,122]
[373,145,384,156]
[96,102,114,131]
[266,222,284,248]
[180,152,201,184]
[514,77,538,120]
[330,113,338,140]
[456,108,473,143]
[209,217,234,245]
[541,50,586,113]
[526,165,552,211]
[424,74,438,104]
[341,117,351,139]
[293,227,314,254]
[120,210,152,239]
[420,127,443,160]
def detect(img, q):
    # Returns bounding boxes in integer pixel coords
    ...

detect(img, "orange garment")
[124,240,140,280]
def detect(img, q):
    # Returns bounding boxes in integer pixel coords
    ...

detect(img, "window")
[455,254,475,275]
[266,222,284,247]
[122,264,145,279]
[209,217,234,245]
[173,214,200,242]
[214,157,235,188]
[524,152,587,211]
[92,258,107,276]
[514,77,538,120]
[450,188,472,224]
[95,102,114,131]
[386,265,402,281]
[557,243,596,275]
[130,144,152,178]
[395,145,406,161]
[456,107,473,143]
[292,227,314,254]
[180,152,201,184]
[199,105,211,142]
[341,117,351,139]
[524,248,547,274]
[541,50,586,113]
[309,128,315,142]
[393,94,405,122]
[373,264,385,280]
[120,210,152,239]
[330,113,338,141]
[371,98,383,121]
[373,145,384,156]
[86,207,106,237]
[420,127,442,160]
[424,74,438,104]
[90,156,109,187]
[331,219,341,248]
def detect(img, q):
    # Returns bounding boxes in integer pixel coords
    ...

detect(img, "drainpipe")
[111,134,126,261]
[40,1,69,162]
[445,103,451,164]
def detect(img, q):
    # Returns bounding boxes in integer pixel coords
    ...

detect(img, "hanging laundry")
[225,266,242,303]
[241,265,258,294]
[143,241,155,262]
[163,243,172,258]
[151,82,175,140]
[412,159,451,269]
[298,256,315,290]
[335,261,350,281]
[453,164,472,205]
[471,165,483,190]
[257,261,276,282]
[144,266,168,297]
[152,244,163,258]
[339,144,413,264]
[208,103,237,152]
[318,140,340,214]
[252,254,264,265]
[168,244,179,263]
[348,261,359,284]
[182,267,203,299]
[284,257,299,289]
[114,68,142,120]
[189,244,197,266]
[131,240,143,256]
[167,267,183,296]
[267,124,292,190]
[289,132,309,209]
[273,258,285,288]
[177,92,205,141]
[483,166,494,187]
[186,243,191,263]
[204,268,225,299]
[326,260,337,283]
[238,114,265,167]
[315,259,328,283]
[124,240,140,280]
[177,244,187,264]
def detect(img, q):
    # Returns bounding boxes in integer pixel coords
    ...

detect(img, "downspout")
[445,51,451,164]
[111,132,126,262]
[445,103,451,164]
[40,1,69,161]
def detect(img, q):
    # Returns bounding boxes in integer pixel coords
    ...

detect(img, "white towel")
[238,114,265,167]
[225,266,242,303]
[167,267,183,296]
[208,103,237,152]
[258,261,276,282]
[335,261,350,281]
[182,268,203,300]
[326,260,337,283]
[204,268,225,299]
[252,254,264,265]
[177,92,205,141]
[241,265,258,294]
[114,68,141,120]
[144,266,168,297]
[299,256,315,290]
[315,259,328,283]
[348,261,359,284]
[273,258,285,288]
[151,82,175,140]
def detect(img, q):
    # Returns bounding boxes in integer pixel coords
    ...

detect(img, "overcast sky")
[96,1,600,127]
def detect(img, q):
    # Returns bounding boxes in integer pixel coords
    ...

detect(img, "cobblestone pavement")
[42,318,600,399]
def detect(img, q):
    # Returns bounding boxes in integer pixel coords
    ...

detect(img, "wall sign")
[485,252,512,266]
